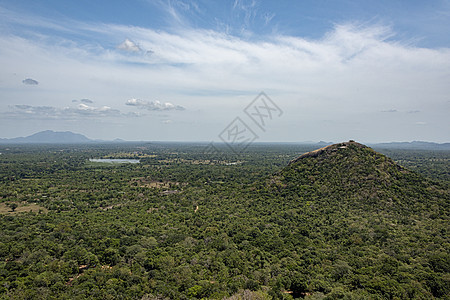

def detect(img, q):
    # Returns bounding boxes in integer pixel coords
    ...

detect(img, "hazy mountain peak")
[0,130,91,144]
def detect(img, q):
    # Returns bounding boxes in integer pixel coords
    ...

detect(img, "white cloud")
[3,103,126,119]
[76,103,114,113]
[117,38,141,52]
[126,98,185,111]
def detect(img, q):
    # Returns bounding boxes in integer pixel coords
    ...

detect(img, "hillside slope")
[260,141,450,298]
[278,141,446,214]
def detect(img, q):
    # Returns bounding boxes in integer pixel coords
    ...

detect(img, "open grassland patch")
[102,152,157,159]
[158,158,244,165]
[130,177,187,189]
[0,202,48,215]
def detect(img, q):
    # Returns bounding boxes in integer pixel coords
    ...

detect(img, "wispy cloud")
[233,0,258,27]
[2,19,450,103]
[146,0,200,28]
[0,5,449,142]
[72,99,94,104]
[2,103,133,119]
[126,98,185,111]
[263,12,275,25]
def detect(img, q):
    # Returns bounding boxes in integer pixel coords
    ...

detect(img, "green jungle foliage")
[0,142,448,299]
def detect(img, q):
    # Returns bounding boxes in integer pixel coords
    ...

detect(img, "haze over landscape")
[1,0,449,143]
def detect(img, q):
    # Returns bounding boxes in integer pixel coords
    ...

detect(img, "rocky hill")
[277,140,446,213]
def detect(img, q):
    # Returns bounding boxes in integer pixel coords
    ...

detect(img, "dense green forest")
[0,142,448,299]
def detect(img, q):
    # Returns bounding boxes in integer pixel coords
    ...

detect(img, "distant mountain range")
[370,141,450,150]
[0,130,92,144]
[0,131,449,149]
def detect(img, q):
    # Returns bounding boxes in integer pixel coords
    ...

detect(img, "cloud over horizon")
[126,98,185,111]
[3,103,126,119]
[72,99,94,104]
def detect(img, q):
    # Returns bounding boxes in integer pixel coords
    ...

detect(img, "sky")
[0,0,449,143]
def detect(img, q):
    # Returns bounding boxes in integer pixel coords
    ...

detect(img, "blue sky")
[0,0,449,142]
[4,0,450,46]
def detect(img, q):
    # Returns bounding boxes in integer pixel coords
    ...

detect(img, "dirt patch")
[0,202,48,215]
[98,204,123,211]
[160,190,181,195]
[158,158,244,165]
[130,177,187,189]
[147,206,165,213]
